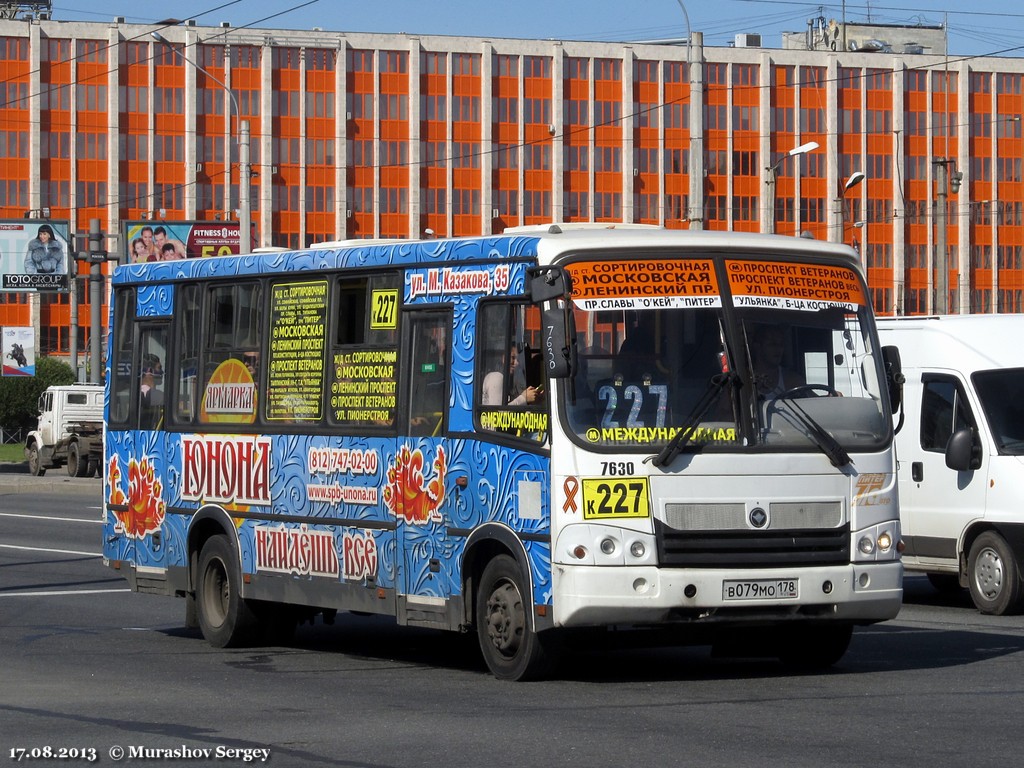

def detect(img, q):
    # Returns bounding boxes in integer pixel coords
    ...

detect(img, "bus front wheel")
[776,624,853,670]
[475,554,556,681]
[196,535,259,647]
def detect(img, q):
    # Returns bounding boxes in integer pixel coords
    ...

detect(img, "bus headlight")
[600,538,617,555]
[629,540,646,558]
[853,522,901,562]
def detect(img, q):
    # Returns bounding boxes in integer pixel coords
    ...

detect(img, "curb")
[0,463,101,496]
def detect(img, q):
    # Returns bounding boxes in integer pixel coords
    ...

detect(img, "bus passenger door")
[395,310,455,622]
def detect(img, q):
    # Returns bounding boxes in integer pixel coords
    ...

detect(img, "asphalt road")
[2,479,1023,768]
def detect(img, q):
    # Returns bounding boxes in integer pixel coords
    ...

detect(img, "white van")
[877,315,1024,614]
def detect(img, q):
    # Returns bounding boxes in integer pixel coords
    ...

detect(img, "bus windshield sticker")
[725,260,866,311]
[580,477,651,520]
[267,280,329,421]
[201,359,257,423]
[565,259,722,311]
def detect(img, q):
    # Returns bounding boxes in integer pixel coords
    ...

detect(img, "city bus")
[102,224,903,680]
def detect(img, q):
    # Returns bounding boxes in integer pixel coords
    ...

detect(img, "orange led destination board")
[725,260,866,311]
[566,259,721,311]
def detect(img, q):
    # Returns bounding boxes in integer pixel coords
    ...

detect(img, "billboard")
[122,220,255,263]
[0,219,71,292]
[2,326,35,376]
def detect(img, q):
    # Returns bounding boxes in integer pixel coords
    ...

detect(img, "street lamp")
[150,31,251,254]
[766,141,819,234]
[836,170,865,246]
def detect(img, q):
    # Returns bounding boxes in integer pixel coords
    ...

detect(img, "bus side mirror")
[881,344,904,412]
[946,427,982,472]
[542,308,576,378]
[528,266,571,303]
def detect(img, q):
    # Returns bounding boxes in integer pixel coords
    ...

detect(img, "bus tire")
[776,624,853,670]
[67,442,90,477]
[475,554,557,681]
[196,535,260,647]
[26,442,45,476]
[968,532,1024,615]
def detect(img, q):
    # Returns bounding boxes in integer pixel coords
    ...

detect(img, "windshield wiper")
[651,373,736,468]
[767,394,851,468]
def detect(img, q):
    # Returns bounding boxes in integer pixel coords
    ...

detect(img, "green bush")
[0,357,76,433]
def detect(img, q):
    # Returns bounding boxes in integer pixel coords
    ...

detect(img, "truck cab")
[24,384,104,477]
[878,315,1024,615]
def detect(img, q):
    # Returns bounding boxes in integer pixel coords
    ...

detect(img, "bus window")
[406,312,450,436]
[476,301,548,442]
[108,288,134,426]
[199,281,261,426]
[173,284,201,423]
[138,327,168,430]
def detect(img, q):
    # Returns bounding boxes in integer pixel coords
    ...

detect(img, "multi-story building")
[2,16,1024,364]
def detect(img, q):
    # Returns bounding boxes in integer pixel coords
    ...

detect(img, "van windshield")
[974,368,1024,455]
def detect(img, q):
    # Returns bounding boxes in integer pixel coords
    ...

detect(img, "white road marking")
[0,588,131,598]
[0,543,99,557]
[0,512,100,524]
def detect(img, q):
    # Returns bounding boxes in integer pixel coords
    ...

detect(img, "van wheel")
[27,442,45,476]
[475,554,557,681]
[968,532,1024,615]
[196,535,260,647]
[67,442,90,477]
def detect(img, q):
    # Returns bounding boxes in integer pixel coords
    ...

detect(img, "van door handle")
[912,461,923,482]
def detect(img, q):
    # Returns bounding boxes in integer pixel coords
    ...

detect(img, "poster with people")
[2,326,35,376]
[0,219,71,292]
[122,220,254,263]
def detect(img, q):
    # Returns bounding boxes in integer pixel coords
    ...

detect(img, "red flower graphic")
[110,455,166,539]
[383,445,446,525]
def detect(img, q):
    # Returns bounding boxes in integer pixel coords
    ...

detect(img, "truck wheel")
[968,532,1024,615]
[196,535,260,647]
[67,442,90,477]
[777,624,853,670]
[475,554,557,681]
[26,442,45,476]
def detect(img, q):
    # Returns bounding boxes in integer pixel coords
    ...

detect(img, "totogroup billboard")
[0,219,72,292]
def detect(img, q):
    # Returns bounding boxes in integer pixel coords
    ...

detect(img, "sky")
[47,1,1024,58]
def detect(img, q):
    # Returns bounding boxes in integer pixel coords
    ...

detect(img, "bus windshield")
[562,257,889,456]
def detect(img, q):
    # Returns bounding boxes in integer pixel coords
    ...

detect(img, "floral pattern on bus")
[384,444,446,525]
[106,453,166,539]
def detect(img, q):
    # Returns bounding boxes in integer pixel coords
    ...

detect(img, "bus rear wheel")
[196,535,259,647]
[475,554,556,681]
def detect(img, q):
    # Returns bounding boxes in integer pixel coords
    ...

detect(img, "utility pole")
[74,219,117,384]
[934,158,963,315]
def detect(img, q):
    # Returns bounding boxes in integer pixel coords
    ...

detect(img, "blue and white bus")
[103,225,903,680]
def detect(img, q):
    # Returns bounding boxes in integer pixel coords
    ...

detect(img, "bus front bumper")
[551,561,902,628]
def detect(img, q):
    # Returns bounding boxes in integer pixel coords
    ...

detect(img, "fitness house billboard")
[122,220,255,263]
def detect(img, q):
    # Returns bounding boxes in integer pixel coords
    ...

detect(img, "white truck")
[877,315,1024,615]
[24,384,104,478]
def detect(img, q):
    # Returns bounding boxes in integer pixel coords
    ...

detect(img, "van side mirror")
[946,427,982,472]
[881,344,904,412]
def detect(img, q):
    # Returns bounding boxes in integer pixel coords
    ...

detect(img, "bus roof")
[112,227,861,285]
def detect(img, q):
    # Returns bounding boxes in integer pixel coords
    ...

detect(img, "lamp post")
[933,158,962,315]
[151,31,251,254]
[836,170,865,246]
[766,141,819,234]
